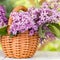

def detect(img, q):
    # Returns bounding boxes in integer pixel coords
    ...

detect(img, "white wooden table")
[0,50,60,60]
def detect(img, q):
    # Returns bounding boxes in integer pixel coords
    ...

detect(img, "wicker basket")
[1,6,39,58]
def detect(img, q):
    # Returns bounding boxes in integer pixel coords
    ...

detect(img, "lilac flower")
[9,1,60,39]
[29,29,34,36]
[0,5,6,16]
[10,11,38,35]
[37,2,60,26]
[28,7,40,21]
[48,0,60,10]
[37,2,60,43]
[0,5,8,28]
[45,31,55,39]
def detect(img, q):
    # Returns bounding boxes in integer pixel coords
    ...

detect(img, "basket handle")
[8,6,27,26]
[8,6,27,34]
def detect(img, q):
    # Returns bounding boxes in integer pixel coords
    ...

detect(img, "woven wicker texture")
[0,36,1,44]
[1,6,39,58]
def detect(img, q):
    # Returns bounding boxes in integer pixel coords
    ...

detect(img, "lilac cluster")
[10,11,38,35]
[49,0,60,10]
[0,5,6,16]
[10,2,60,37]
[43,25,55,39]
[0,5,8,28]
[37,2,60,26]
[39,25,55,44]
[37,2,60,40]
[28,7,39,21]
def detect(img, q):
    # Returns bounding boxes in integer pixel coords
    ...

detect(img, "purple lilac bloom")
[45,31,55,39]
[28,7,40,21]
[0,5,7,28]
[10,2,60,37]
[0,5,6,16]
[43,25,55,39]
[10,11,38,35]
[37,2,60,42]
[37,2,60,26]
[39,38,45,44]
[29,29,34,36]
[39,25,55,44]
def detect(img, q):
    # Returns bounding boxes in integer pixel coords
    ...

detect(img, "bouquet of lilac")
[0,5,8,35]
[37,2,60,39]
[9,2,60,42]
[38,2,60,44]
[26,2,60,44]
[28,2,60,40]
[10,11,38,35]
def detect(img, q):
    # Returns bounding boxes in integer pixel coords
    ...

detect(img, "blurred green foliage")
[48,23,60,38]
[0,0,32,17]
[0,0,41,17]
[42,39,60,51]
[0,0,13,17]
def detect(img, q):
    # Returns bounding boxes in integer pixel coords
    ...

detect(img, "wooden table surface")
[0,50,60,60]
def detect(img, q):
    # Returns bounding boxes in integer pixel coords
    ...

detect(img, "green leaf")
[48,23,60,38]
[0,26,7,36]
[34,0,40,7]
[38,26,45,38]
[50,23,60,30]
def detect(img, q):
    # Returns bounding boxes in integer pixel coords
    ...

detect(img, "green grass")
[42,39,60,51]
